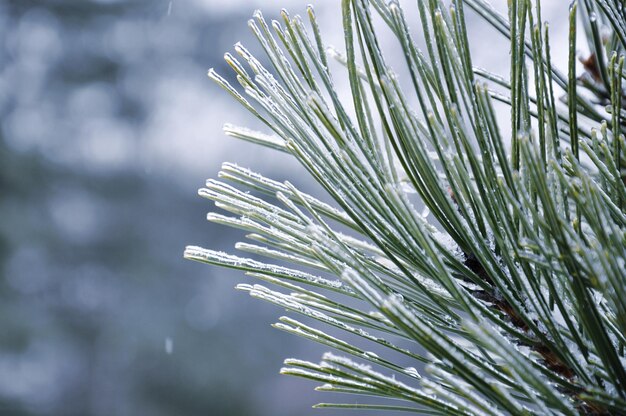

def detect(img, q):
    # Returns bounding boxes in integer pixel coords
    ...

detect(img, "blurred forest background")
[0,0,568,415]
[0,0,343,414]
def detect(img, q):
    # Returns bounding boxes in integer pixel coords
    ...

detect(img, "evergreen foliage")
[186,0,626,413]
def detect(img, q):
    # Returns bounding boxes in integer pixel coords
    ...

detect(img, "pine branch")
[186,0,626,414]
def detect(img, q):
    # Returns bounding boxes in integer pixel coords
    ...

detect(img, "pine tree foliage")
[185,0,626,413]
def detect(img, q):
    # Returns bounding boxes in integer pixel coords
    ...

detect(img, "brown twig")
[463,252,609,415]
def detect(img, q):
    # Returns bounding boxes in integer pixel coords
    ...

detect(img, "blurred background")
[0,0,569,415]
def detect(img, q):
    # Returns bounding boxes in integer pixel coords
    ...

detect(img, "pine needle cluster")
[186,0,626,414]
